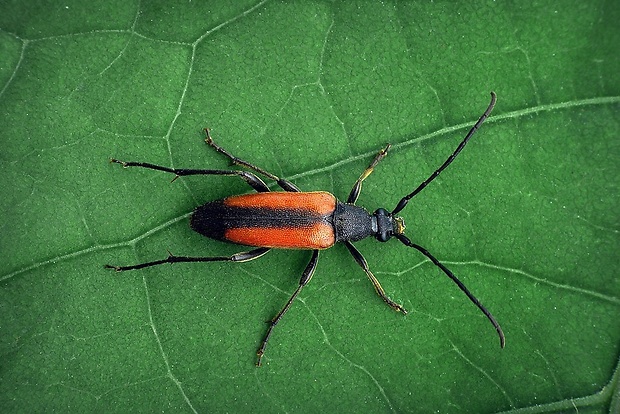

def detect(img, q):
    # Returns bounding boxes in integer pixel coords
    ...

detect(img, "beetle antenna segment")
[392,92,497,215]
[395,234,505,348]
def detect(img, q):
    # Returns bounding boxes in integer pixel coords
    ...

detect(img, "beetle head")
[373,208,406,242]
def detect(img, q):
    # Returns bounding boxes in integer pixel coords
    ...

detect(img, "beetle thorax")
[333,202,375,242]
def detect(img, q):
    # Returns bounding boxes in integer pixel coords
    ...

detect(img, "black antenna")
[392,92,504,347]
[395,234,505,348]
[392,92,496,215]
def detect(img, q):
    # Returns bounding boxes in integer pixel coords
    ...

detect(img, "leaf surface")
[1,1,619,413]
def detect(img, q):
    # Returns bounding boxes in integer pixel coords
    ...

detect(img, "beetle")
[106,92,504,366]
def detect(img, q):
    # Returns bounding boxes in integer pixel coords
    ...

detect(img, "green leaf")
[1,1,619,413]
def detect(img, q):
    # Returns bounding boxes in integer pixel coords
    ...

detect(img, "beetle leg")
[204,128,300,192]
[344,241,407,314]
[105,247,271,272]
[109,159,271,192]
[347,144,391,204]
[256,249,319,366]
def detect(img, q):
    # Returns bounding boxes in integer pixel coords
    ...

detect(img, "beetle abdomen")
[190,192,337,249]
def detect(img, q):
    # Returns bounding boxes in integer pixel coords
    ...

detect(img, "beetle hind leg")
[105,247,270,272]
[109,158,271,193]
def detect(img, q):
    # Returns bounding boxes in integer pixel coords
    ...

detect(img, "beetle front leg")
[347,144,391,204]
[344,241,407,314]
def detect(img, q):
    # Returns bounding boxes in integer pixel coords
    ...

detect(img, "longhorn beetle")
[106,92,503,366]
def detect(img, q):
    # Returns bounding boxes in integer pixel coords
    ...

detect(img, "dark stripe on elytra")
[190,200,332,241]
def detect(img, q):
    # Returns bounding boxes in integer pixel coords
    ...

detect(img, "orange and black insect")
[106,92,504,366]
